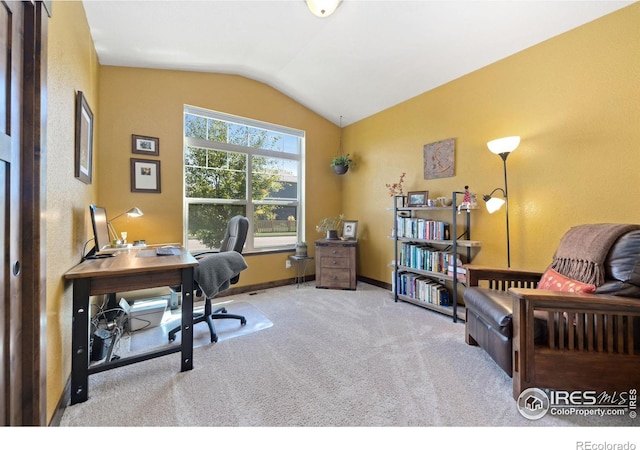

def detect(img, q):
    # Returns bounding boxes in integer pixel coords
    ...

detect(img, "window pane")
[247,128,300,154]
[185,114,207,139]
[228,123,248,146]
[248,127,279,151]
[254,205,297,248]
[185,147,246,199]
[207,118,227,142]
[187,203,246,251]
[252,156,298,201]
[282,134,299,154]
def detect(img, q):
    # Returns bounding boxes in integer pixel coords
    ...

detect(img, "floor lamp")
[483,136,520,268]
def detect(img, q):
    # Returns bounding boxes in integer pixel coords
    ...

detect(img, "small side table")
[289,255,314,288]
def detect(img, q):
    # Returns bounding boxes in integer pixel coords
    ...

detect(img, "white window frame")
[183,105,305,252]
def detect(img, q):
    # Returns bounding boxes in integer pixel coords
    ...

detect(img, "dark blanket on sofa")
[550,223,640,286]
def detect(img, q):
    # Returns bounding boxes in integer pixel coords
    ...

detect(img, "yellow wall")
[97,67,341,288]
[44,0,640,424]
[342,3,640,284]
[46,1,100,422]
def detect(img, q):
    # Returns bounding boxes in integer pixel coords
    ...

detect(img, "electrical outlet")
[285,259,291,269]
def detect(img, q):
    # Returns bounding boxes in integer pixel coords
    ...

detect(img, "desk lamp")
[483,136,520,268]
[108,207,143,243]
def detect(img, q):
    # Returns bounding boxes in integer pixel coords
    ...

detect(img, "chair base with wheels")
[168,292,246,343]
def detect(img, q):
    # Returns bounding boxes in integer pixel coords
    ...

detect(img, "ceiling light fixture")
[306,0,342,18]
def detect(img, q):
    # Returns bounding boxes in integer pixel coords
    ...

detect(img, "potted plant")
[330,154,353,175]
[295,241,308,257]
[316,214,344,240]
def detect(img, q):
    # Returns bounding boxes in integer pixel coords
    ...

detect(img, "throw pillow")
[537,268,596,293]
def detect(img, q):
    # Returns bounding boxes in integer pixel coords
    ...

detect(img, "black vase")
[332,164,348,175]
[326,230,339,240]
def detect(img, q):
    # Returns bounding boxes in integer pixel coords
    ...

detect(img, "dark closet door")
[1,1,48,425]
[0,0,24,426]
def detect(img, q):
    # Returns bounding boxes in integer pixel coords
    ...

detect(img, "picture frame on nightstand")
[342,220,358,240]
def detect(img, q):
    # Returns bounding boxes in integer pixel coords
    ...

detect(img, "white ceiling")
[82,0,635,126]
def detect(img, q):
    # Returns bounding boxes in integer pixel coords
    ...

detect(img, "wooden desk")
[64,247,198,404]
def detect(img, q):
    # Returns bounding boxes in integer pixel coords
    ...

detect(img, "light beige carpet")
[126,300,273,352]
[60,282,637,435]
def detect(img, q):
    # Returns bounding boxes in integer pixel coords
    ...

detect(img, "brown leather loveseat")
[463,224,640,399]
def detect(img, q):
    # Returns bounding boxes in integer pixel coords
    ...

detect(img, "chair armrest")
[192,250,221,260]
[509,288,640,313]
[465,265,542,290]
[508,287,640,397]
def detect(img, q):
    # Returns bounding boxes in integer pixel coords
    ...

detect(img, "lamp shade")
[306,0,341,17]
[126,207,144,217]
[485,197,506,214]
[109,207,144,223]
[487,136,520,155]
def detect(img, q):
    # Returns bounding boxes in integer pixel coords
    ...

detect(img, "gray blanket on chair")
[550,223,640,286]
[194,251,248,298]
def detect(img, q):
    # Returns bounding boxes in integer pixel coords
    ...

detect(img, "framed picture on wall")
[130,158,161,193]
[132,134,160,156]
[74,91,93,184]
[424,138,455,179]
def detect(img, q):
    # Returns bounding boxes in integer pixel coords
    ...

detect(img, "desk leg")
[180,267,194,371]
[71,278,90,405]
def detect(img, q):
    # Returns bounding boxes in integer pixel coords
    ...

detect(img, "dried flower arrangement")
[316,214,344,233]
[385,172,406,197]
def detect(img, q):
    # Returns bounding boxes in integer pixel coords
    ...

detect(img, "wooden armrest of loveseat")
[508,288,640,398]
[465,265,543,290]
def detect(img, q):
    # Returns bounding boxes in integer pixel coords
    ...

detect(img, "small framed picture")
[407,191,428,207]
[130,158,161,193]
[132,134,160,156]
[342,220,358,240]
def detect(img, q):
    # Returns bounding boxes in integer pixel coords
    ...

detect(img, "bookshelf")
[391,192,480,322]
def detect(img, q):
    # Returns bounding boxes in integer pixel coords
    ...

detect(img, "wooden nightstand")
[315,239,357,290]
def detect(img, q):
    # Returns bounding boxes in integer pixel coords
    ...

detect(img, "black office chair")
[168,215,249,343]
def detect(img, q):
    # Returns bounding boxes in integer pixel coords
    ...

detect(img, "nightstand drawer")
[319,256,349,269]
[319,246,350,258]
[319,269,351,287]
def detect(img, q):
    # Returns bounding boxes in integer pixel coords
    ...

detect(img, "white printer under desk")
[120,297,168,332]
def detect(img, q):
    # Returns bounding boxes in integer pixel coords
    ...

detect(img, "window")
[183,105,304,252]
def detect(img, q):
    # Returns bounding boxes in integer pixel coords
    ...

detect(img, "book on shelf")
[395,271,450,306]
[395,217,450,240]
[398,242,455,273]
[447,260,467,281]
